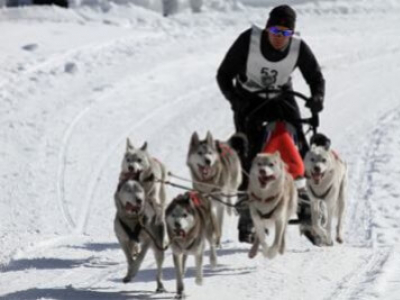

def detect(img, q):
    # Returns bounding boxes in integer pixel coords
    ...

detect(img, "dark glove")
[306,94,324,113]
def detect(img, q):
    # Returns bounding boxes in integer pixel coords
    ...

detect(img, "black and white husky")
[166,192,219,299]
[186,131,242,241]
[114,179,166,292]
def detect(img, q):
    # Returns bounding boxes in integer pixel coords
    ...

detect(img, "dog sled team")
[113,5,348,299]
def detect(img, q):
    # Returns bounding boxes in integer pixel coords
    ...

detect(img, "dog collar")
[250,192,278,203]
[309,185,333,200]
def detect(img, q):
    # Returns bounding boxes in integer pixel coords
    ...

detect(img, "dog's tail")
[227,132,249,162]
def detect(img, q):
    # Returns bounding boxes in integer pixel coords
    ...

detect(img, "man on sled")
[216,5,326,245]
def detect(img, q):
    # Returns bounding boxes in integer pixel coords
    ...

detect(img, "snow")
[1,0,400,299]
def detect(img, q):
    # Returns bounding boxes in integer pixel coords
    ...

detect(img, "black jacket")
[216,28,325,117]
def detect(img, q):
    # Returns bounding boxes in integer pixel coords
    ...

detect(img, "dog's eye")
[322,159,327,163]
[137,158,142,163]
[182,213,188,218]
[268,163,274,167]
[311,158,315,162]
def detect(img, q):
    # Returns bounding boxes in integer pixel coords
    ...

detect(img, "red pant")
[262,122,304,179]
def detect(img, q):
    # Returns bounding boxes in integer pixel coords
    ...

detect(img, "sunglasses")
[268,26,294,37]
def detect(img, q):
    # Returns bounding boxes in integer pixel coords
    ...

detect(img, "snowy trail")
[1,2,400,300]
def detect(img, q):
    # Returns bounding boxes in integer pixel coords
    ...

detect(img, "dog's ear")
[273,151,281,159]
[126,138,134,151]
[190,131,200,149]
[140,141,148,151]
[206,131,214,146]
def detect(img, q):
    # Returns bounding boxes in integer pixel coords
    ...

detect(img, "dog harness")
[250,192,281,219]
[238,25,301,95]
[217,142,234,158]
[189,191,202,207]
[118,215,148,242]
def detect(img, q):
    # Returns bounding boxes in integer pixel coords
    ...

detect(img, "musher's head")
[265,5,296,50]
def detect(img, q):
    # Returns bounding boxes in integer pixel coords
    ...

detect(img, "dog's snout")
[128,165,134,172]
[259,169,267,176]
[204,158,211,166]
[174,221,181,229]
[314,166,321,173]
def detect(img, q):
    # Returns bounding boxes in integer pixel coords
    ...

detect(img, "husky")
[186,131,242,241]
[166,192,219,299]
[304,143,347,246]
[247,152,298,259]
[120,138,167,223]
[114,179,166,292]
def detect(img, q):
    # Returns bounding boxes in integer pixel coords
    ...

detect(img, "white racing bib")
[239,26,301,96]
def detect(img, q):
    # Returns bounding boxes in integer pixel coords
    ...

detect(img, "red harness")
[218,142,233,158]
[189,191,202,207]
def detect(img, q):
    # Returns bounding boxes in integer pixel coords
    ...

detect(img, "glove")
[306,94,324,113]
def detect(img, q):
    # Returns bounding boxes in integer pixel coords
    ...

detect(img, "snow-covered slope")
[1,1,400,299]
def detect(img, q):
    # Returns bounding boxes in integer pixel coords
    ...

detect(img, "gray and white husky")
[247,153,298,259]
[166,192,219,299]
[186,131,242,240]
[304,144,347,246]
[120,138,167,223]
[114,179,166,292]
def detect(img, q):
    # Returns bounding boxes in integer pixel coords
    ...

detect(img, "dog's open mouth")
[198,165,212,179]
[174,228,186,238]
[258,175,275,187]
[311,172,324,184]
[125,202,141,214]
[125,167,141,180]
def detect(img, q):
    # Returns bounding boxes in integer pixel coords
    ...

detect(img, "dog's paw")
[195,276,203,286]
[156,285,166,293]
[175,292,186,299]
[248,247,258,259]
[266,247,278,259]
[336,236,344,244]
[122,275,131,283]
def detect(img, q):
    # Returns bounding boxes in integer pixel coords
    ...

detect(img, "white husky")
[247,152,298,259]
[304,144,347,245]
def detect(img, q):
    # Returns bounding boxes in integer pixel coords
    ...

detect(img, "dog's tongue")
[312,173,323,184]
[199,165,211,178]
[125,202,139,213]
[259,175,275,187]
[175,229,186,238]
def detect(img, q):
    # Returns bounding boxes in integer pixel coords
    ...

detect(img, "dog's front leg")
[311,199,326,237]
[251,213,268,257]
[121,241,135,283]
[173,253,185,299]
[325,204,334,246]
[248,236,260,259]
[216,202,224,243]
[195,249,204,286]
[336,178,347,244]
[130,241,150,279]
[153,247,166,293]
[267,218,285,259]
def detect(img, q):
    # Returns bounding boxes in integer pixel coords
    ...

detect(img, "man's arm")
[216,29,251,104]
[297,40,325,99]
